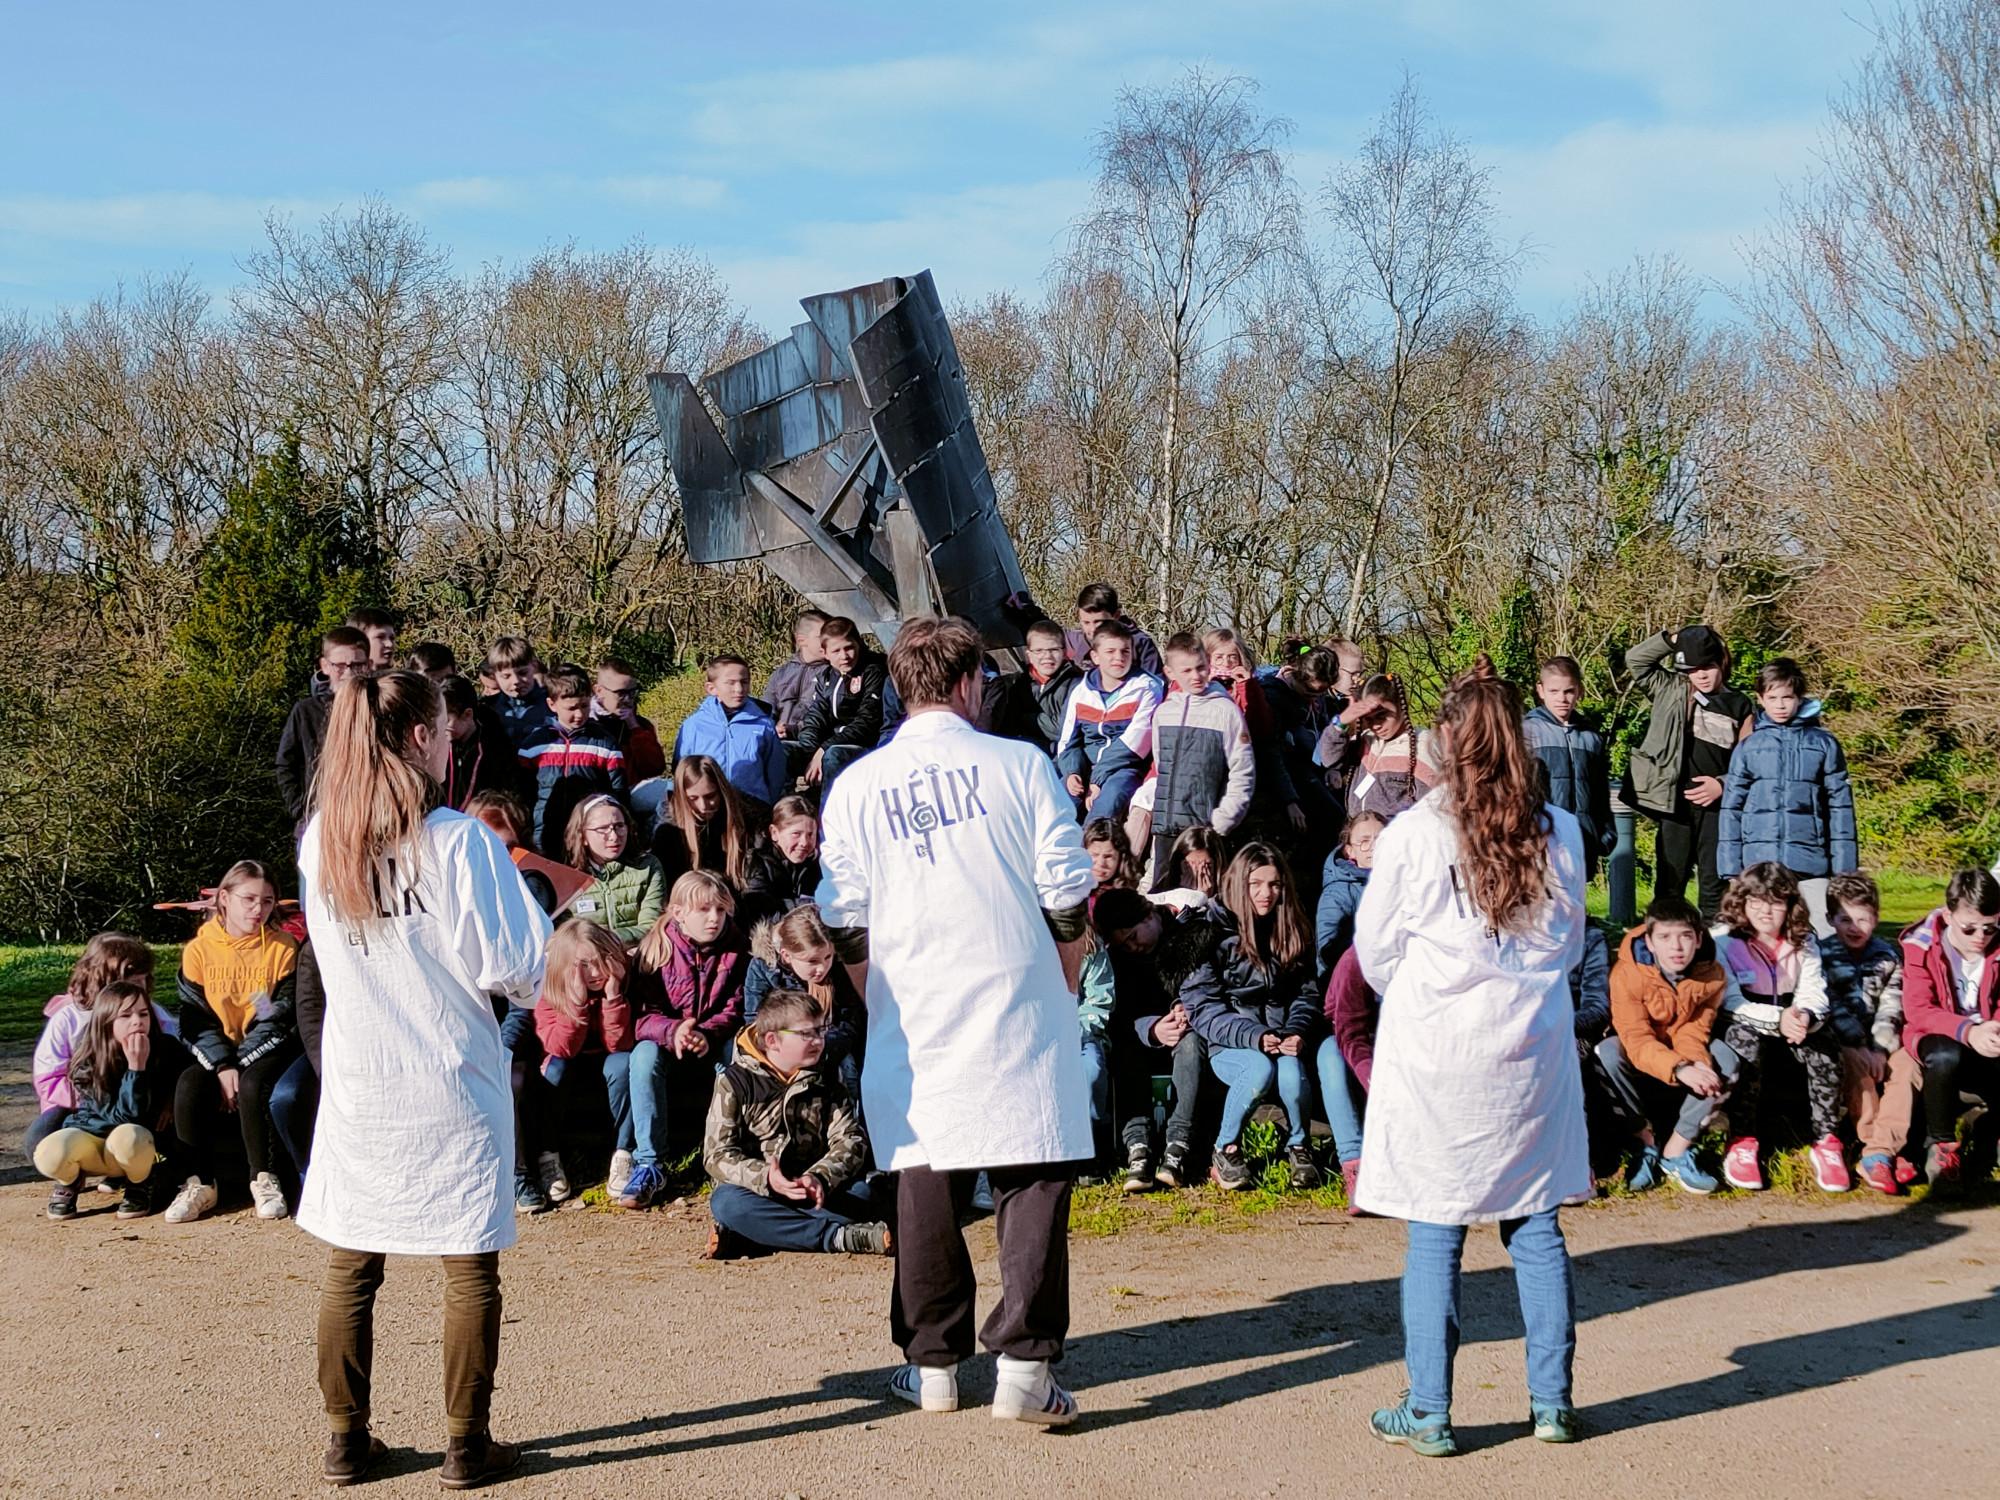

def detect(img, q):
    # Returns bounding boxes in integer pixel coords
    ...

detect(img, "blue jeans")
[1088,765,1143,825]
[538,1050,636,1155]
[1312,1037,1366,1163]
[709,1179,879,1252]
[1079,1038,1109,1131]
[819,743,868,801]
[1402,1210,1575,1414]
[269,1053,319,1177]
[24,1105,69,1159]
[629,1039,711,1169]
[1211,1046,1308,1149]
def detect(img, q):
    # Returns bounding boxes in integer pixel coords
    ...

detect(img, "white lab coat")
[297,809,552,1256]
[814,710,1097,1171]
[1353,790,1590,1224]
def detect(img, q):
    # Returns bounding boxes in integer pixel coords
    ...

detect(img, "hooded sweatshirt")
[177,917,299,1072]
[33,993,178,1111]
[1717,700,1858,879]
[1609,925,1728,1083]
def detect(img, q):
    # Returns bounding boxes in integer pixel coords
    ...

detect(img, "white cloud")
[0,190,333,248]
[596,174,730,210]
[1484,117,1822,309]
[710,176,1094,337]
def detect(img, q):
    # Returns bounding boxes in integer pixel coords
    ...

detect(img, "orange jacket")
[1609,925,1728,1084]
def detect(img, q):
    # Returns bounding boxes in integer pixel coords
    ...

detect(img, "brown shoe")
[322,1428,385,1487]
[439,1432,521,1491]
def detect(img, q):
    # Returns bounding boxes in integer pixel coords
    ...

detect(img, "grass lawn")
[0,944,183,1045]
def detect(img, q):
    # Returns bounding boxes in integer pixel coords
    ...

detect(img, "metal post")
[1609,777,1638,928]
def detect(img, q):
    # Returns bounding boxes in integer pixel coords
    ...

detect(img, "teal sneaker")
[1660,1150,1718,1195]
[1370,1392,1458,1456]
[1625,1145,1664,1192]
[1531,1402,1580,1443]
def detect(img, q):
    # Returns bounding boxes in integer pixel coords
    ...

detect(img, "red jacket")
[1900,908,2000,1055]
[534,985,634,1060]
[1324,947,1379,1091]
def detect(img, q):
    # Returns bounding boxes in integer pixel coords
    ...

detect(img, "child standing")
[1595,897,1738,1195]
[1718,658,1859,937]
[703,988,886,1256]
[674,653,789,811]
[1057,620,1162,825]
[739,795,822,930]
[1898,868,2000,1189]
[1711,863,1849,1193]
[1314,673,1441,827]
[169,861,302,1224]
[1181,844,1322,1191]
[34,982,186,1220]
[1129,632,1254,881]
[619,872,748,1209]
[440,674,524,811]
[594,657,665,785]
[1821,872,1915,1195]
[520,664,628,857]
[795,616,888,796]
[1316,811,1384,980]
[1204,629,1304,837]
[483,636,554,752]
[1063,581,1165,679]
[1522,656,1616,878]
[529,920,636,1205]
[564,796,667,946]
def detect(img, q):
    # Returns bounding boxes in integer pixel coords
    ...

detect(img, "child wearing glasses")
[701,987,886,1257]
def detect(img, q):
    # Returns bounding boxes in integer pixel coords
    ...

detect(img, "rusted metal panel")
[650,270,1028,648]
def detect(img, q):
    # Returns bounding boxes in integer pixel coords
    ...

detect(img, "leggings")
[35,1124,158,1185]
[318,1248,502,1439]
[174,1042,299,1180]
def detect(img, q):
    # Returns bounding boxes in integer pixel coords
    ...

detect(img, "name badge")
[575,898,600,915]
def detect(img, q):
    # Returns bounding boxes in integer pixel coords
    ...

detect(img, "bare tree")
[1321,79,1516,638]
[1075,68,1296,617]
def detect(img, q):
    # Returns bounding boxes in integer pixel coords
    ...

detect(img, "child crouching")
[34,983,188,1220]
[702,988,887,1257]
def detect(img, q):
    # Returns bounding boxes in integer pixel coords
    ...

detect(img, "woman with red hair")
[1352,655,1591,1457]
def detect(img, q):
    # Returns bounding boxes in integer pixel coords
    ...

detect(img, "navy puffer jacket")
[1717,703,1857,879]
[1179,910,1321,1051]
[1521,707,1615,863]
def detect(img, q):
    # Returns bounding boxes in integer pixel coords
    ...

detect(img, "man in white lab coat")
[816,616,1096,1426]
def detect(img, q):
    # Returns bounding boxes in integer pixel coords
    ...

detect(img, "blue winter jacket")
[674,695,789,809]
[1717,702,1858,879]
[1521,707,1616,866]
[1314,856,1370,981]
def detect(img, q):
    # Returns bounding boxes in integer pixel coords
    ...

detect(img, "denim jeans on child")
[1211,1046,1308,1150]
[1402,1209,1575,1415]
[537,1050,636,1155]
[269,1051,320,1177]
[709,1178,879,1253]
[1312,1037,1366,1163]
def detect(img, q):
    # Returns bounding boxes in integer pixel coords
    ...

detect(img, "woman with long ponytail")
[1351,655,1590,1457]
[296,670,552,1489]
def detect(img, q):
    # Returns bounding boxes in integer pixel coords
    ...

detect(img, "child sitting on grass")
[34,982,187,1222]
[1595,896,1737,1195]
[703,988,886,1257]
[1182,843,1322,1192]
[620,871,748,1210]
[1711,863,1848,1194]
[1820,872,1914,1195]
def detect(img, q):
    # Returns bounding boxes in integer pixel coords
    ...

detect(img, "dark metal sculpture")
[648,271,1028,649]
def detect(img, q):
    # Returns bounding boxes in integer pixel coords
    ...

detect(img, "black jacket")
[275,680,335,824]
[295,941,324,1075]
[796,656,888,752]
[737,841,822,930]
[1179,910,1321,1050]
[1025,660,1083,753]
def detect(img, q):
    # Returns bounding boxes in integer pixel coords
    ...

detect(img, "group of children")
[26,598,1999,1260]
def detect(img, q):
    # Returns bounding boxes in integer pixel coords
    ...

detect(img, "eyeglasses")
[599,685,639,700]
[775,1025,830,1041]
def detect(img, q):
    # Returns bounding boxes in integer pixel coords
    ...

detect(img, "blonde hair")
[637,870,736,971]
[667,755,752,888]
[540,918,629,1024]
[563,794,628,870]
[311,670,442,927]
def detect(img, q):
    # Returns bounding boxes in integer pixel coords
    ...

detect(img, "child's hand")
[800,1173,827,1209]
[1683,775,1724,808]
[1084,783,1100,811]
[217,1067,241,1112]
[1285,802,1307,833]
[675,1026,709,1059]
[120,1031,151,1072]
[1779,1006,1812,1044]
[767,1163,810,1201]
[1150,1007,1190,1048]
[1277,1034,1303,1057]
[1677,1061,1721,1097]
[1065,773,1085,797]
[1968,1020,2000,1059]
[804,749,825,785]
[1343,694,1389,732]
[1258,1032,1282,1056]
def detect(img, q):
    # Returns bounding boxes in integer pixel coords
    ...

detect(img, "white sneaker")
[889,1362,960,1412]
[164,1177,218,1224]
[537,1151,571,1204]
[607,1149,635,1198]
[992,1356,1078,1426]
[249,1172,289,1221]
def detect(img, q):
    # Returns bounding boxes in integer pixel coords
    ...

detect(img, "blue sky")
[0,2,1889,335]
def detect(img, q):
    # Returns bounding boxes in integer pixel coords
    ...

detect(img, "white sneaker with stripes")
[991,1356,1078,1426]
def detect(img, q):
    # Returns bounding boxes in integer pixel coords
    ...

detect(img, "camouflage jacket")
[702,1027,868,1195]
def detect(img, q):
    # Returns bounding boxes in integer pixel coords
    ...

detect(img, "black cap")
[1673,625,1726,672]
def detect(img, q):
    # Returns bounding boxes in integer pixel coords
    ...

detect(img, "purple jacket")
[631,920,747,1051]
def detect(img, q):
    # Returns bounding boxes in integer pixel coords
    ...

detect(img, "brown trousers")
[316,1249,502,1438]
[1848,1046,1922,1157]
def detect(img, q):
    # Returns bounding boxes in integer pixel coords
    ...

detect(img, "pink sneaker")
[1723,1137,1765,1191]
[1809,1135,1851,1193]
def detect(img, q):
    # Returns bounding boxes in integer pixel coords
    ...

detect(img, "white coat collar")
[895,709,977,740]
